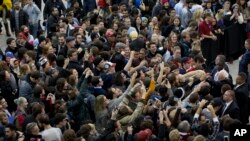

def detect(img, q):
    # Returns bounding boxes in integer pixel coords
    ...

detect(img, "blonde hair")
[20,64,31,76]
[95,95,106,113]
[193,135,206,141]
[14,97,27,106]
[0,112,7,121]
[192,9,204,21]
[191,40,201,51]
[26,122,38,133]
[169,129,180,141]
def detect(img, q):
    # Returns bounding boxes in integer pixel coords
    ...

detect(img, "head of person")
[169,129,180,141]
[148,42,157,54]
[244,39,250,49]
[223,90,235,102]
[67,48,78,62]
[6,38,16,49]
[210,97,223,112]
[37,114,50,128]
[33,84,45,99]
[63,129,77,141]
[203,11,213,22]
[58,34,66,45]
[0,112,8,125]
[105,30,116,43]
[51,7,59,16]
[186,0,194,9]
[221,84,232,95]
[0,97,8,109]
[54,113,68,128]
[24,50,36,63]
[0,70,10,81]
[193,135,206,141]
[224,1,231,10]
[78,124,96,140]
[130,84,144,102]
[26,122,40,135]
[93,56,105,70]
[38,57,50,71]
[14,1,21,10]
[14,97,28,109]
[66,36,76,48]
[31,102,45,118]
[4,124,17,139]
[236,72,247,85]
[95,95,109,113]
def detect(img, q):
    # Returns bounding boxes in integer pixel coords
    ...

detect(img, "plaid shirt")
[192,114,220,141]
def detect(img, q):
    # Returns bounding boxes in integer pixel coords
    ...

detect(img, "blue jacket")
[239,49,250,75]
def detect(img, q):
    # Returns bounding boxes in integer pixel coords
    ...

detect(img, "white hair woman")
[14,97,28,131]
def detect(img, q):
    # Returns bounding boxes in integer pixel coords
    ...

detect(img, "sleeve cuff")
[194,114,199,118]
[213,117,219,122]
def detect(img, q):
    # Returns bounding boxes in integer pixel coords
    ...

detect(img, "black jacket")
[47,15,59,34]
[220,101,240,120]
[67,60,84,75]
[235,83,249,124]
[43,0,66,19]
[10,9,29,32]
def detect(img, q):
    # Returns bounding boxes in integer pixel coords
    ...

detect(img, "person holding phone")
[230,4,244,24]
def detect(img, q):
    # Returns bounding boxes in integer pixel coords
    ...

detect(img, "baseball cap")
[5,52,15,58]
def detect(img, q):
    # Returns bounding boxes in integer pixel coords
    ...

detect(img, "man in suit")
[239,39,250,75]
[235,72,249,124]
[220,90,240,120]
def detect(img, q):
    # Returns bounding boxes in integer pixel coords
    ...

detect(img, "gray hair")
[177,120,191,133]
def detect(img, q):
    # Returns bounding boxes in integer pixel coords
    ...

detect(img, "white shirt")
[174,1,184,17]
[41,127,62,141]
[222,101,233,116]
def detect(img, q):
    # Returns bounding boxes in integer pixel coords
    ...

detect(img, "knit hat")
[5,52,15,58]
[39,57,48,67]
[129,31,138,40]
[136,129,152,141]
[93,56,103,67]
[162,0,169,4]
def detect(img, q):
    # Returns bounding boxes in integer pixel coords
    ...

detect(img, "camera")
[104,62,114,69]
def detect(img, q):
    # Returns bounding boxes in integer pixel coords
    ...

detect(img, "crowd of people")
[0,0,250,140]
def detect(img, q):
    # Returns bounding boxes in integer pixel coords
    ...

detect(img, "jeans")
[29,23,38,38]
